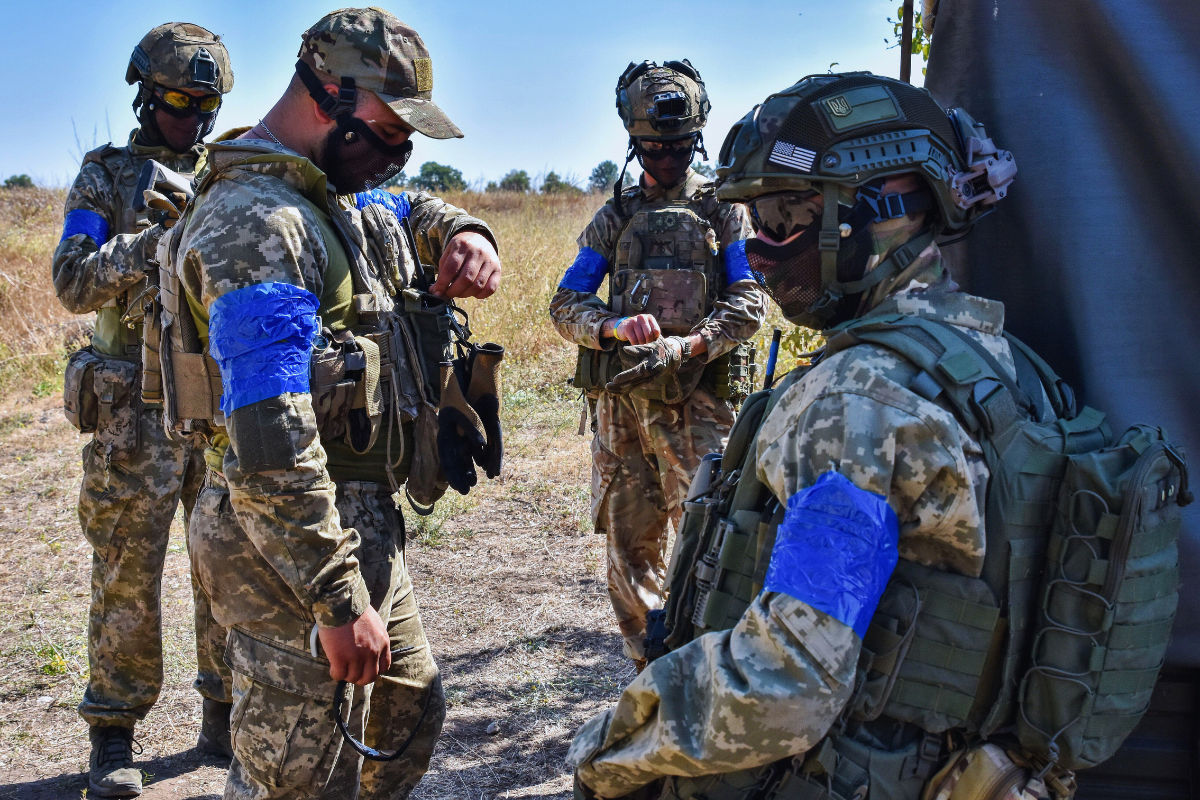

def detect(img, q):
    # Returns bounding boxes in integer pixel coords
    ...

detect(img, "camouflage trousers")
[76,405,230,728]
[591,385,734,660]
[191,473,444,800]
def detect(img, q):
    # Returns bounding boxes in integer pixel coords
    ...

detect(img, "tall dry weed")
[0,188,83,396]
[442,190,600,380]
[0,184,816,401]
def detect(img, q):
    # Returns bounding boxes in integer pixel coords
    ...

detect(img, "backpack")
[650,312,1189,799]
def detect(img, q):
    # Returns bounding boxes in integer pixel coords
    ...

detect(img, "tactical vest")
[573,194,756,404]
[648,314,1188,800]
[155,155,455,506]
[81,142,194,372]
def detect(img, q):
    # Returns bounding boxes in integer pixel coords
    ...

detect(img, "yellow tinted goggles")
[159,89,221,114]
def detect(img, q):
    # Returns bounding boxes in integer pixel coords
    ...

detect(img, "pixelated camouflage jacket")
[53,128,202,358]
[569,240,1024,798]
[173,137,492,629]
[549,169,765,360]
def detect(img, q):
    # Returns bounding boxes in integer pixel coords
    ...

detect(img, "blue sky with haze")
[0,0,921,188]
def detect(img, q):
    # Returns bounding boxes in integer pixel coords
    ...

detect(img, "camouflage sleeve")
[548,205,624,349]
[568,594,857,798]
[686,200,764,361]
[51,160,155,314]
[406,190,498,271]
[755,349,987,577]
[180,173,370,630]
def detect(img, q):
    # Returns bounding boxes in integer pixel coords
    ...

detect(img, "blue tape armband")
[558,246,609,293]
[60,208,110,247]
[723,239,754,285]
[354,189,411,221]
[208,282,321,414]
[764,471,900,639]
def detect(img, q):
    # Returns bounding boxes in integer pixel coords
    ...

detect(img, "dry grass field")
[0,185,814,798]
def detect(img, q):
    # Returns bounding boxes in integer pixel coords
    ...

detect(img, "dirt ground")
[0,371,629,799]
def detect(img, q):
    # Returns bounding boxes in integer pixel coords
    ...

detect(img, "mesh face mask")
[322,117,414,194]
[745,203,875,329]
[296,60,416,194]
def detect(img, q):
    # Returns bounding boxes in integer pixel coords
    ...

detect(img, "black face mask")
[744,209,873,329]
[320,115,414,194]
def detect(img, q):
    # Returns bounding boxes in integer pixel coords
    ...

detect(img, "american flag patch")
[768,141,817,172]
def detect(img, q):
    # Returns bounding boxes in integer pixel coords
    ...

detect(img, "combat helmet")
[612,59,712,213]
[126,22,234,111]
[616,59,710,140]
[715,72,1016,329]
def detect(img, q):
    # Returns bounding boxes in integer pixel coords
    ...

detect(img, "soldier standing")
[158,9,502,798]
[52,23,235,798]
[550,60,766,670]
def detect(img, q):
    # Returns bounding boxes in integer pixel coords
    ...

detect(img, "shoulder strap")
[826,315,1029,436]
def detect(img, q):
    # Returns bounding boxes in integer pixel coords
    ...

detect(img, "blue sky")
[0,0,920,188]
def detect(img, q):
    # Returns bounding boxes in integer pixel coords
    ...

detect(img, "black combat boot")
[197,698,234,758]
[88,724,142,797]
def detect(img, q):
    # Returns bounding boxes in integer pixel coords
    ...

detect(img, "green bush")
[3,175,33,190]
[409,162,466,193]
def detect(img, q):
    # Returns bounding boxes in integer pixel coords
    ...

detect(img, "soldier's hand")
[431,231,501,300]
[606,336,687,393]
[143,188,184,229]
[614,314,661,345]
[318,606,391,686]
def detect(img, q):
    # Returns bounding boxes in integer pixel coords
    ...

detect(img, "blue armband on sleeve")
[208,282,321,414]
[723,239,754,285]
[60,209,110,247]
[764,471,900,639]
[558,247,609,293]
[353,189,411,221]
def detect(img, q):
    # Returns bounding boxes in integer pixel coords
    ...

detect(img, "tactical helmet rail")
[126,22,234,104]
[715,72,1016,330]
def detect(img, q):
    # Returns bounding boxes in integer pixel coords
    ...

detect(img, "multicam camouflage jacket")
[169,138,492,631]
[569,242,1021,798]
[549,170,765,361]
[53,128,202,358]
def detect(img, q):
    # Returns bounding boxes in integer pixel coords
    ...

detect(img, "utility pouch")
[310,329,359,440]
[136,281,164,404]
[705,342,758,403]
[92,356,141,463]
[610,268,707,336]
[573,346,623,392]
[1018,425,1188,770]
[405,400,447,511]
[850,559,1002,734]
[63,346,104,433]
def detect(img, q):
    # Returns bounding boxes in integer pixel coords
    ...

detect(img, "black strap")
[1007,340,1048,422]
[294,59,356,119]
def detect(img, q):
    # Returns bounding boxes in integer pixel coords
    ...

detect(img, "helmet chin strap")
[803,180,938,328]
[613,137,636,217]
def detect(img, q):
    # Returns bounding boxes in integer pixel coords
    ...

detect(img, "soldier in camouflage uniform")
[550,61,765,669]
[52,22,235,798]
[569,74,1020,799]
[160,9,501,799]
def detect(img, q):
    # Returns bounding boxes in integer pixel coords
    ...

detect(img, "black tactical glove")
[436,361,486,494]
[465,342,504,479]
[605,336,687,393]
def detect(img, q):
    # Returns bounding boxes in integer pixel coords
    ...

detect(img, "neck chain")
[258,119,284,147]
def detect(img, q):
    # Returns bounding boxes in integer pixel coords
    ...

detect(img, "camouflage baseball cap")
[125,22,233,94]
[298,8,462,140]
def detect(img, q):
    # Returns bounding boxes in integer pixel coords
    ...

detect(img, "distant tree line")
[380,158,715,196]
[3,175,33,189]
